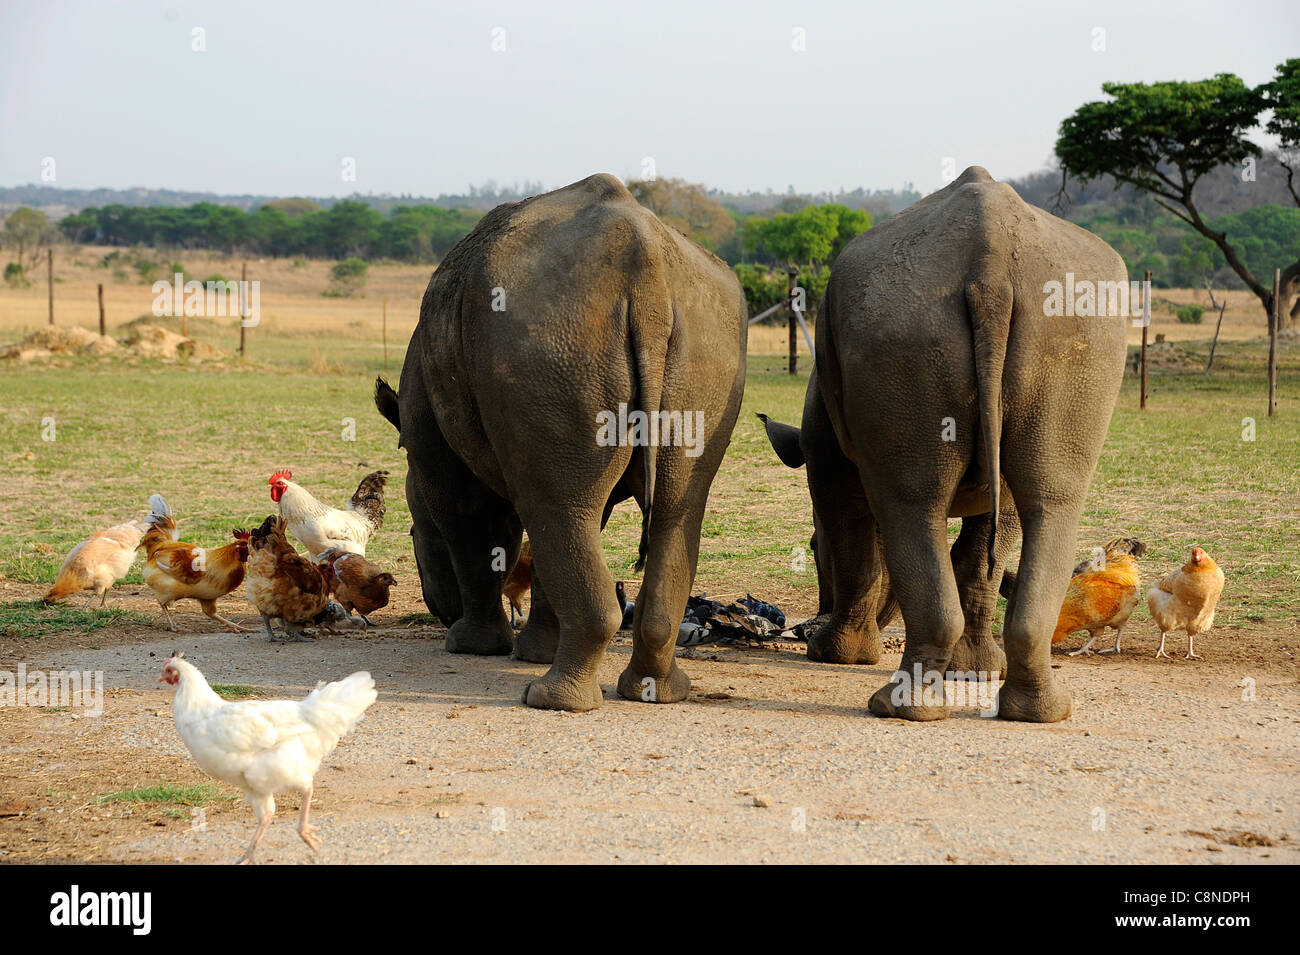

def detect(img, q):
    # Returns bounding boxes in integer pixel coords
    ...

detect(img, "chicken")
[243,515,337,642]
[317,547,396,626]
[1148,546,1225,660]
[503,539,532,627]
[140,517,253,632]
[43,494,172,606]
[1071,535,1147,576]
[1053,537,1148,656]
[269,469,388,559]
[160,654,376,864]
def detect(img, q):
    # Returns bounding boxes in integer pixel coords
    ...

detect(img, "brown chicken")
[140,518,253,632]
[1052,537,1147,656]
[317,547,395,625]
[1148,547,1225,660]
[244,515,333,642]
[503,539,532,627]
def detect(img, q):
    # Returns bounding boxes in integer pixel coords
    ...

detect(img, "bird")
[1052,537,1147,656]
[43,494,173,606]
[269,469,388,559]
[1072,536,1147,576]
[317,547,395,627]
[615,580,635,630]
[160,654,376,864]
[1149,547,1225,660]
[140,517,253,632]
[243,515,336,641]
[503,539,532,627]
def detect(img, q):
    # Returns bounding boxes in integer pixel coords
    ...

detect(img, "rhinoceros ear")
[756,413,805,468]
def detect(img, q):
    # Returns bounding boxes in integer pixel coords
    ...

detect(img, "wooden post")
[239,261,247,358]
[1269,268,1280,417]
[1203,278,1226,373]
[382,295,388,371]
[47,248,54,325]
[787,266,799,376]
[97,283,105,336]
[1139,269,1150,409]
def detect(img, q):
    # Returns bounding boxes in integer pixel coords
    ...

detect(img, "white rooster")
[268,469,388,559]
[160,655,377,864]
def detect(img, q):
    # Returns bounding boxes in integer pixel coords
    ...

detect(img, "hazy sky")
[2,0,1296,198]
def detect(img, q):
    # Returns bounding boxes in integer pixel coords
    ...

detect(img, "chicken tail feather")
[300,671,377,740]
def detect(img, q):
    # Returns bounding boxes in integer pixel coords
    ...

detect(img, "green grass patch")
[0,329,1294,642]
[93,784,236,807]
[210,684,262,700]
[0,600,149,638]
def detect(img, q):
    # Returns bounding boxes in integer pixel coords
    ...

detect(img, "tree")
[626,177,736,251]
[1056,71,1297,328]
[743,203,871,266]
[326,257,369,297]
[4,207,56,269]
[1264,58,1300,322]
[1264,58,1300,205]
[262,197,322,218]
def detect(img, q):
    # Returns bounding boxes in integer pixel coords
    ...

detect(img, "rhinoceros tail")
[965,279,1013,578]
[625,297,669,573]
[374,376,400,432]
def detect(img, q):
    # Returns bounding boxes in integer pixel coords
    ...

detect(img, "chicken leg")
[1097,627,1124,655]
[158,602,178,632]
[199,599,253,633]
[280,620,316,642]
[1186,634,1201,660]
[298,784,321,852]
[1068,631,1100,656]
[237,795,275,865]
[1155,631,1171,659]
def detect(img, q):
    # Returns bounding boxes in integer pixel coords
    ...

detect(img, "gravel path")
[3,620,1296,864]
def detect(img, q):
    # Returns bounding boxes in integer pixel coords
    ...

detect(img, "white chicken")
[160,654,377,864]
[268,469,388,559]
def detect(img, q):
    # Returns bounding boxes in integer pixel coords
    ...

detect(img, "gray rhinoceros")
[376,173,747,712]
[762,166,1128,722]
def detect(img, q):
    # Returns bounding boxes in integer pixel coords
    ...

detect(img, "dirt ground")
[1,579,1295,865]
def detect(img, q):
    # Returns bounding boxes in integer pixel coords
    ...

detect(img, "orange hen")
[1052,537,1147,656]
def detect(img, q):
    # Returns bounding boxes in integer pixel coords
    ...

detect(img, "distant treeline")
[57,201,483,263]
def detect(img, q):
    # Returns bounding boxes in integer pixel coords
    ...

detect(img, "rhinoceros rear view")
[377,173,747,712]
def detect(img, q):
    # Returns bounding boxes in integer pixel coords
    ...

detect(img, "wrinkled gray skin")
[376,173,746,712]
[768,166,1126,723]
[760,411,1017,668]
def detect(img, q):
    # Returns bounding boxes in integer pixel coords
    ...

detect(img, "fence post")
[1203,277,1226,373]
[1269,268,1280,417]
[47,248,54,325]
[239,261,247,358]
[97,283,105,336]
[1139,269,1150,409]
[787,266,798,375]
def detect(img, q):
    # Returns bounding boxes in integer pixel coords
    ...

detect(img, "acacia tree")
[1265,58,1300,206]
[3,207,56,270]
[626,177,737,252]
[1056,67,1298,328]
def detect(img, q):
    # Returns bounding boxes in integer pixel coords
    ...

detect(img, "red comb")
[269,470,292,484]
[232,529,250,540]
